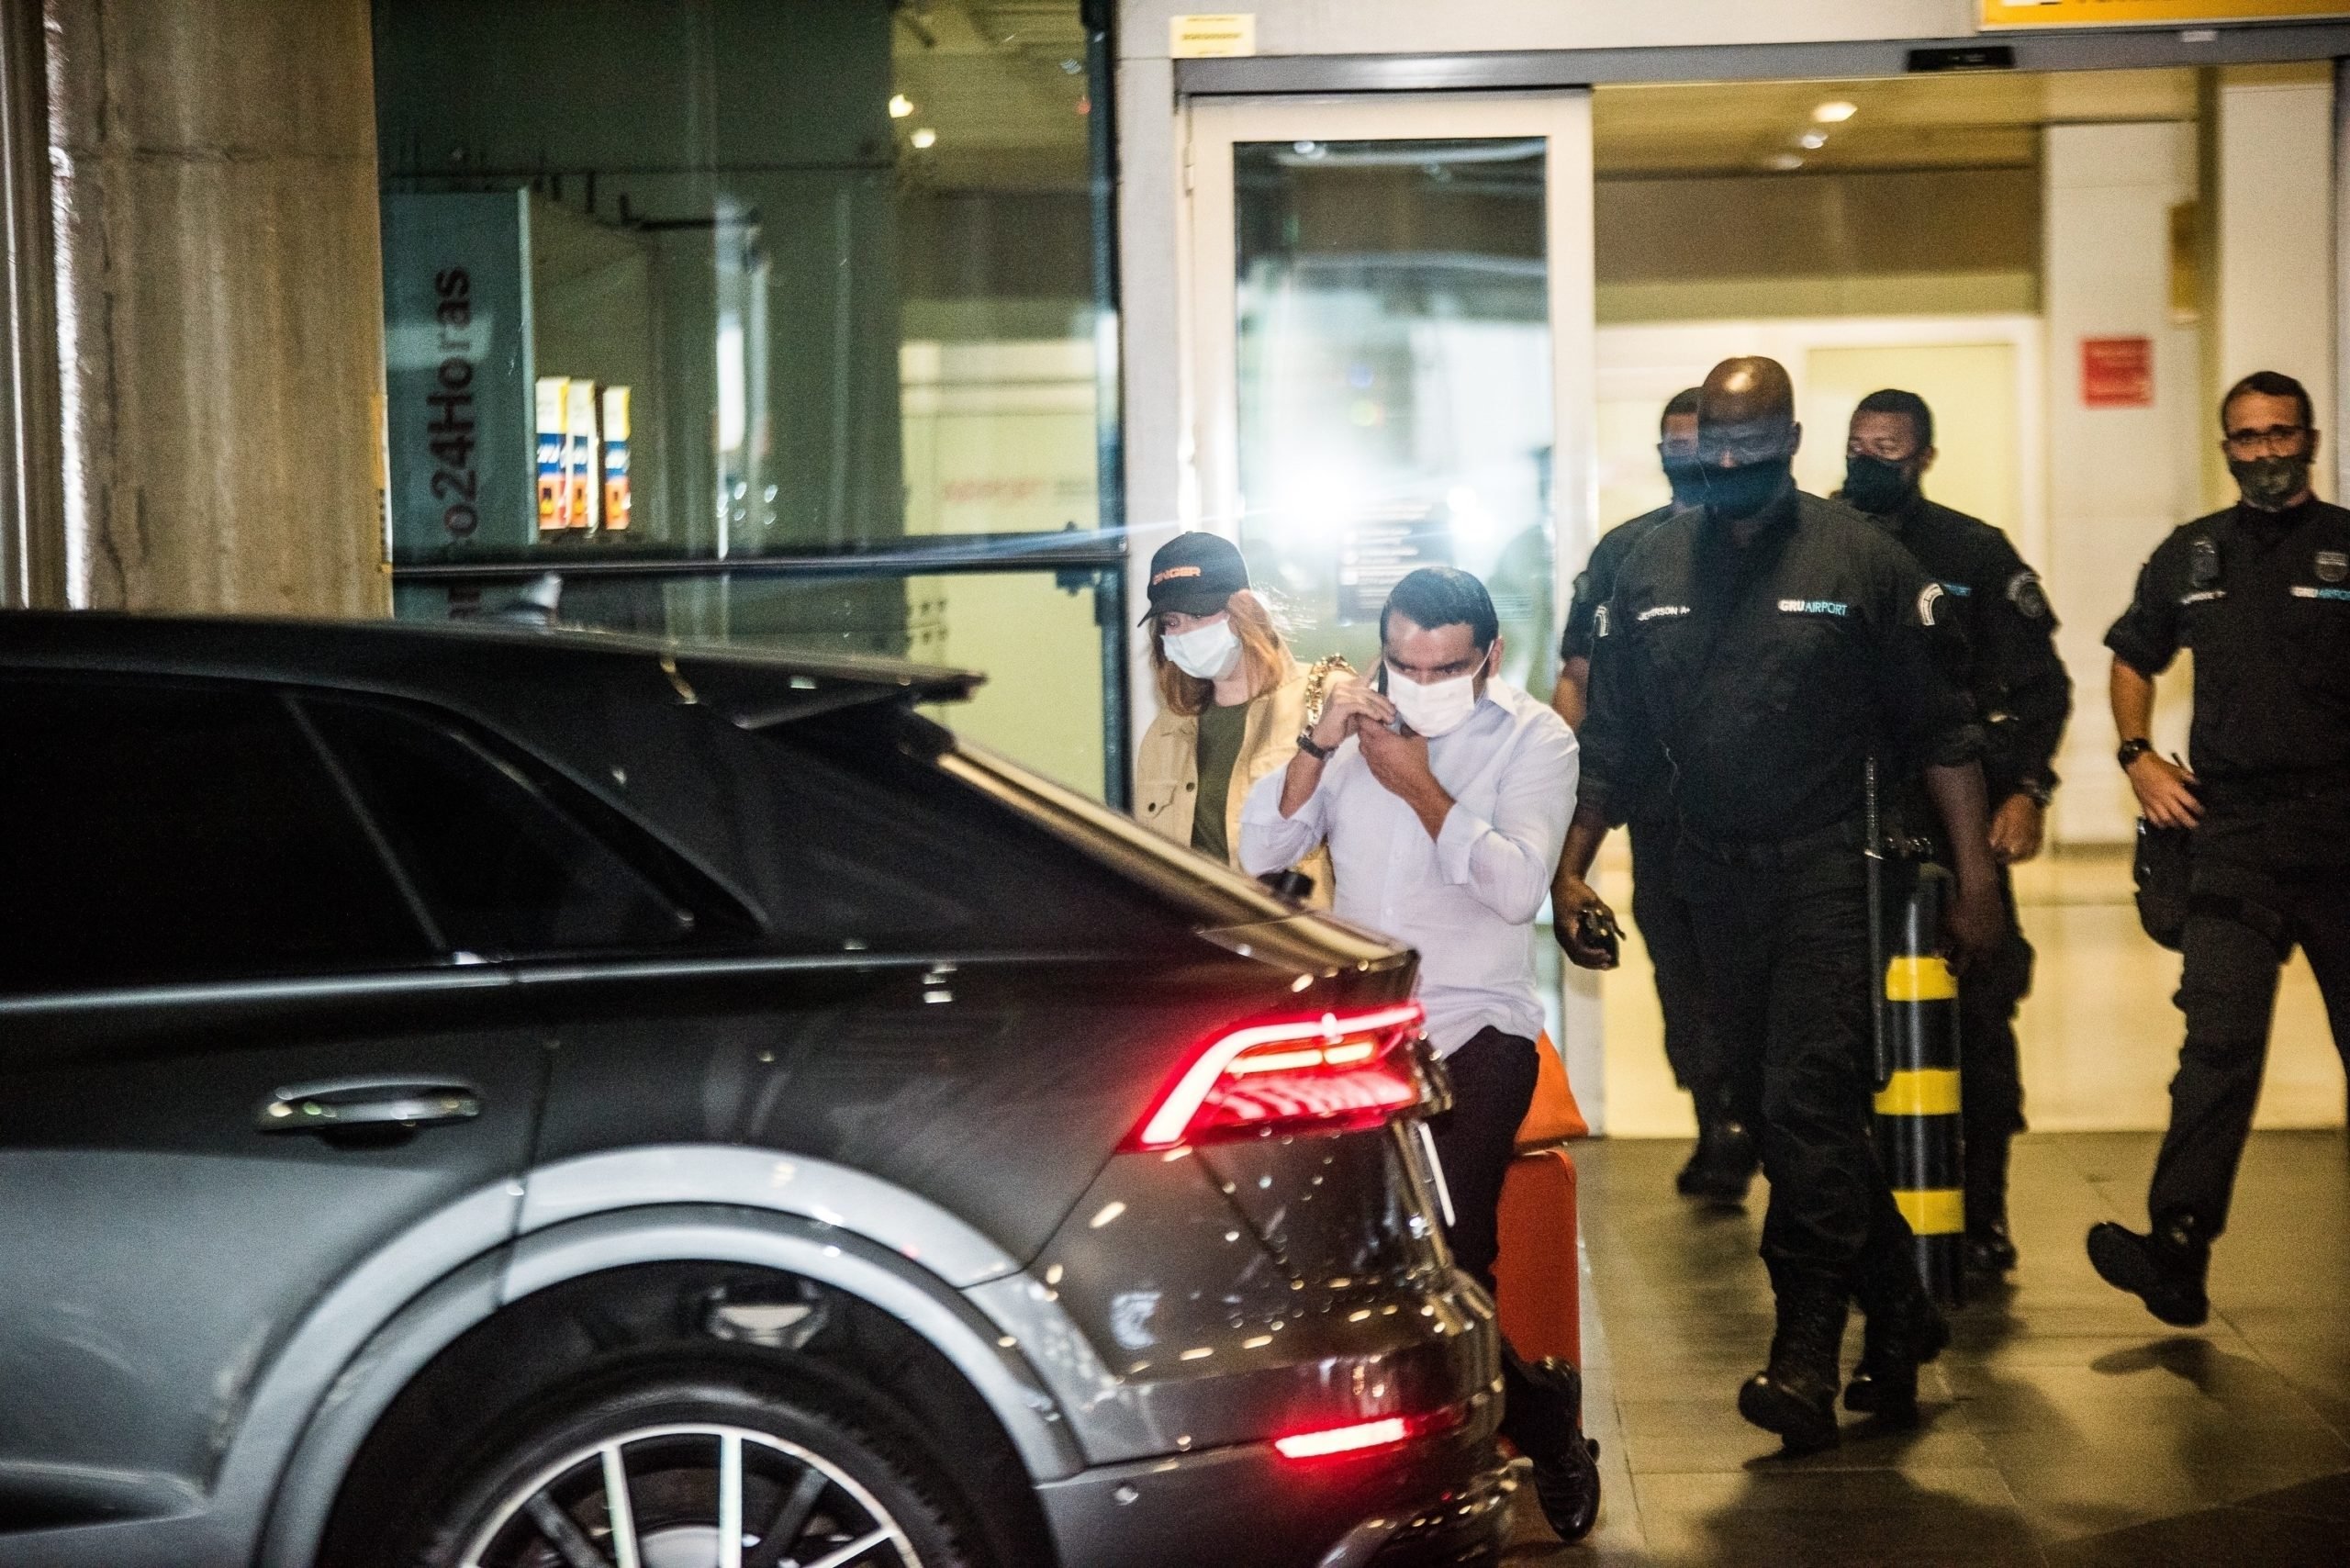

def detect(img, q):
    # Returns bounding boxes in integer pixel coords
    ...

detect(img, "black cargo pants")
[1628,815,1728,1126]
[1957,867,2033,1232]
[2146,819,2350,1237]
[1680,834,1918,1301]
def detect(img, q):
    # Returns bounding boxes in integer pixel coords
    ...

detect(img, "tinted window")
[0,676,431,993]
[300,698,700,958]
[747,708,1164,951]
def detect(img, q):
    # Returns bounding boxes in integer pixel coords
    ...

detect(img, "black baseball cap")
[1141,531,1249,622]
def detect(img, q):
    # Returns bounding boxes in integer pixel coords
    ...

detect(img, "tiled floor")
[1504,1131,2350,1565]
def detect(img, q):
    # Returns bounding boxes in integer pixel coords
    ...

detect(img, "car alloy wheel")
[456,1422,923,1568]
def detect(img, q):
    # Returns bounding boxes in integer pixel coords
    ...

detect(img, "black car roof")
[0,610,985,725]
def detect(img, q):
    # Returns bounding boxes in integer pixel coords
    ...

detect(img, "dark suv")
[0,613,1513,1568]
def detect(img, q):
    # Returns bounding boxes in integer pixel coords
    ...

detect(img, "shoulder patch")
[1571,569,1594,604]
[2006,569,2050,620]
[1593,602,1612,639]
[2318,549,2347,585]
[1917,582,1945,628]
[2189,536,2221,588]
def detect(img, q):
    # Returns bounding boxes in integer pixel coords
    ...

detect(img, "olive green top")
[1189,700,1251,862]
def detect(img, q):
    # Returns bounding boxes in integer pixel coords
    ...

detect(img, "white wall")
[2042,120,2203,846]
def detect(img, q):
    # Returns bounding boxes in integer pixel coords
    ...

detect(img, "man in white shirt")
[1240,566,1593,1539]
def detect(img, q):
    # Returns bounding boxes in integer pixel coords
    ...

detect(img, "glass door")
[1182,92,1605,1123]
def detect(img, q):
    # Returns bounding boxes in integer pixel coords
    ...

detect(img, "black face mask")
[1662,458,1707,509]
[1842,454,1917,517]
[2228,453,2312,511]
[1698,456,1791,521]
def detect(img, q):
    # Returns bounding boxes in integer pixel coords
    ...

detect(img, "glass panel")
[373,0,1107,562]
[1233,138,1556,697]
[405,571,1108,800]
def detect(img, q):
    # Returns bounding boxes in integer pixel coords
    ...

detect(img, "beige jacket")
[1136,659,1333,904]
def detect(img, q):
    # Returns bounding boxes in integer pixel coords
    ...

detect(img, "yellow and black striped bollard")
[1874,862,1966,1305]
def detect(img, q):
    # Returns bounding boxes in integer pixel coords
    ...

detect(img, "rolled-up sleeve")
[1433,713,1578,924]
[1239,759,1327,876]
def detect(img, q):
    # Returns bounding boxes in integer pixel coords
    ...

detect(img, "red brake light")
[1272,1406,1460,1463]
[1128,1002,1427,1150]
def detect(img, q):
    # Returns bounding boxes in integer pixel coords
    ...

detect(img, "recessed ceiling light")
[1799,130,1829,150]
[1814,101,1858,124]
[1768,153,1805,172]
[889,94,914,118]
[911,127,938,150]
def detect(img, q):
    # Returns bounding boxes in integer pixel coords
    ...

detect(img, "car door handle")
[256,1078,483,1136]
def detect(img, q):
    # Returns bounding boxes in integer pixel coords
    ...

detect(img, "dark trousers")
[1628,816,1729,1123]
[1427,1027,1578,1453]
[2146,846,2350,1237]
[1682,846,1916,1299]
[1959,867,2033,1231]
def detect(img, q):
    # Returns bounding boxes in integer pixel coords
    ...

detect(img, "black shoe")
[1739,1288,1845,1453]
[1676,1118,1758,1203]
[1964,1224,2020,1277]
[2087,1218,2210,1327]
[1843,1286,1950,1426]
[1512,1356,1602,1541]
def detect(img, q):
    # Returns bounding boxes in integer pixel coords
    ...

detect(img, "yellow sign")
[1171,13,1256,58]
[1985,0,2350,27]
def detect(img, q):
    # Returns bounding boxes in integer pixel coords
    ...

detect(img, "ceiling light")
[1799,130,1829,150]
[911,127,937,150]
[1768,153,1805,172]
[1814,101,1858,124]
[889,94,913,118]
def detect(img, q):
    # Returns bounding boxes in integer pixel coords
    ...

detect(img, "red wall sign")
[2081,337,2154,409]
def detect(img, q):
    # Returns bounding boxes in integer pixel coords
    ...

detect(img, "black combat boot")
[1675,1117,1759,1204]
[1738,1284,1846,1453]
[1843,1282,1950,1426]
[1502,1352,1602,1542]
[1964,1131,2019,1276]
[2087,1214,2210,1327]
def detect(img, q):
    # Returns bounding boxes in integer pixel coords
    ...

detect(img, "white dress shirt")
[1239,678,1578,1057]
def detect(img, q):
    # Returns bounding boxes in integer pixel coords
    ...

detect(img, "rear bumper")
[1033,1406,1514,1568]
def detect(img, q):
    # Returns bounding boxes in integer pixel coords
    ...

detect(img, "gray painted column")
[45,0,386,615]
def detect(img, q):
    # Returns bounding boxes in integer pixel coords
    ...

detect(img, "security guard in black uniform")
[2088,370,2350,1328]
[1556,357,2002,1452]
[1839,389,2074,1276]
[1552,388,1758,1202]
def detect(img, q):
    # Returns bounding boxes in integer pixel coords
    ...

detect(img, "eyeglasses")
[2222,424,2309,456]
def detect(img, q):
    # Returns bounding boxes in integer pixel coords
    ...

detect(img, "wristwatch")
[1295,728,1336,761]
[2116,737,2154,771]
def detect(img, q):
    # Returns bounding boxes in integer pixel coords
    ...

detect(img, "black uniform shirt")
[1561,503,1684,664]
[1580,487,1982,843]
[2106,498,2350,783]
[1868,493,2073,801]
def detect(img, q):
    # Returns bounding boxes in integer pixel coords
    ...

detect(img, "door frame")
[1173,88,1607,1127]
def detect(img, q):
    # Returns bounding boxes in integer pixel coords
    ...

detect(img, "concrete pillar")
[2041,121,2203,846]
[45,0,387,615]
[2210,67,2336,510]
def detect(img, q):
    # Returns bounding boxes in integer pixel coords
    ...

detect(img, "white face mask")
[1387,660,1484,737]
[1163,619,1242,680]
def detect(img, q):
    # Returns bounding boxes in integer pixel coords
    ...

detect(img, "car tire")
[387,1361,987,1568]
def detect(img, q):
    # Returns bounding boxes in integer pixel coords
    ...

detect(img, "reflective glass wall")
[373,0,1124,798]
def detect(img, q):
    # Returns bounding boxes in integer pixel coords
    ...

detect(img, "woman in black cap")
[1135,532,1325,895]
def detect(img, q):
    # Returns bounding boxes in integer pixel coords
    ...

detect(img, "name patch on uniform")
[2180,589,2225,605]
[1636,604,1691,622]
[1939,581,1973,598]
[2290,585,2350,602]
[2318,550,2348,584]
[1777,599,1851,617]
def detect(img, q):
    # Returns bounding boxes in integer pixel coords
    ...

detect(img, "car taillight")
[1272,1406,1460,1463]
[1127,1002,1427,1150]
